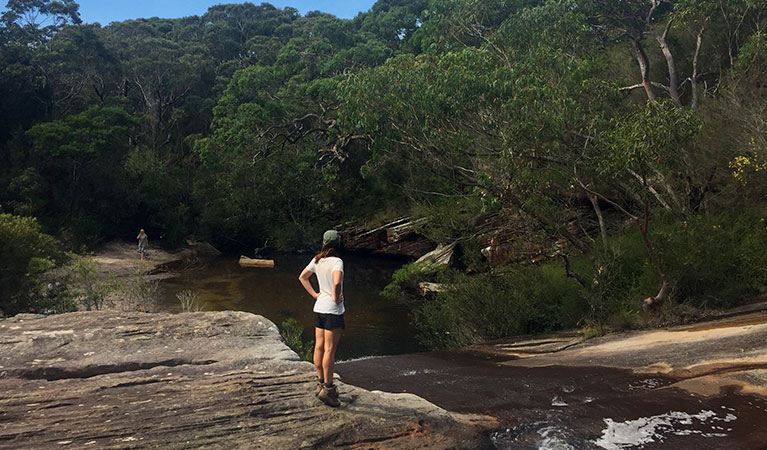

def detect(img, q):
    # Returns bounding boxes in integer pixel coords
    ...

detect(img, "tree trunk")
[588,194,609,251]
[631,37,656,102]
[636,210,670,307]
[653,20,682,106]
[691,25,705,111]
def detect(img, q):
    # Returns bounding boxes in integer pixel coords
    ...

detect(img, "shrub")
[67,254,116,311]
[279,318,314,361]
[120,262,160,312]
[0,213,62,315]
[381,262,449,300]
[413,263,588,349]
[34,273,78,314]
[176,290,203,312]
[654,213,767,309]
[590,212,767,316]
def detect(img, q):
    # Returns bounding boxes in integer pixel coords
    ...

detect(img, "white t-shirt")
[304,256,345,315]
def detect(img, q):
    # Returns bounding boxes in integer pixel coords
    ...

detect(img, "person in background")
[137,229,148,260]
[298,230,345,407]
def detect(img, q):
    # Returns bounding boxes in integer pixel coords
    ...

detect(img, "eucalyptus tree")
[583,0,767,109]
[101,19,213,150]
[201,3,298,66]
[40,24,116,115]
[340,0,712,309]
[1,0,81,45]
[24,106,138,237]
[357,0,429,48]
[341,0,611,261]
[0,0,82,142]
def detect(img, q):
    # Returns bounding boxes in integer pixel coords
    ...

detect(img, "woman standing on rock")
[298,230,344,407]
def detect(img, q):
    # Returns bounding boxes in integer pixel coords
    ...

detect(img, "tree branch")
[560,253,590,289]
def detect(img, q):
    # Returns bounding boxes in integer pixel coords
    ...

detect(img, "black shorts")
[314,313,345,330]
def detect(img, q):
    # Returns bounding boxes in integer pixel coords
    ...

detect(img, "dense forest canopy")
[2,0,767,342]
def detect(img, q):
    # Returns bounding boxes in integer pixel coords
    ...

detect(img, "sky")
[68,1,378,25]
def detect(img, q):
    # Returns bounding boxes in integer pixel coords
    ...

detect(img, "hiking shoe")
[318,384,340,407]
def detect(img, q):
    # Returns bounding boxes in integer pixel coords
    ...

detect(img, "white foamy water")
[537,426,576,450]
[627,378,664,391]
[594,410,737,449]
[337,355,384,363]
[490,420,591,450]
[398,368,438,376]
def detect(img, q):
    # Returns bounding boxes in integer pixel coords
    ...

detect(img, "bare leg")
[322,328,342,385]
[313,327,325,381]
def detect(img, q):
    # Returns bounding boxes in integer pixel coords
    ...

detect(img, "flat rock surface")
[0,311,493,449]
[500,311,767,387]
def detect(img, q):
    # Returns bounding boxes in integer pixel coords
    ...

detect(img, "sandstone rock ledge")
[0,312,494,449]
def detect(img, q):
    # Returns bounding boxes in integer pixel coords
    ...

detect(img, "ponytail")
[314,244,340,262]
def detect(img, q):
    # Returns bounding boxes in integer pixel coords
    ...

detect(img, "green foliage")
[654,214,767,308]
[590,213,767,315]
[413,264,588,349]
[736,31,767,76]
[1,0,81,43]
[381,262,449,300]
[33,274,77,315]
[279,318,314,361]
[3,0,767,346]
[598,101,701,180]
[412,196,485,245]
[67,253,116,311]
[0,213,61,315]
[410,211,767,349]
[24,106,139,243]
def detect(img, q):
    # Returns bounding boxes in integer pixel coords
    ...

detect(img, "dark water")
[337,351,767,449]
[157,253,423,360]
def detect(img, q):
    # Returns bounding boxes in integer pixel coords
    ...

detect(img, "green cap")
[323,229,341,247]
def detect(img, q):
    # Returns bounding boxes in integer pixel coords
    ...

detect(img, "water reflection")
[158,253,423,360]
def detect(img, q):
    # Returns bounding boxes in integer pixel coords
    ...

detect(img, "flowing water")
[336,351,767,450]
[157,255,767,449]
[157,253,423,360]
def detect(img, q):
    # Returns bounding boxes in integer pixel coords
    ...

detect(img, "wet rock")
[0,311,493,449]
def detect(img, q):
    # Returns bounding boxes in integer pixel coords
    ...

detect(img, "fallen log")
[239,256,275,268]
[385,217,428,243]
